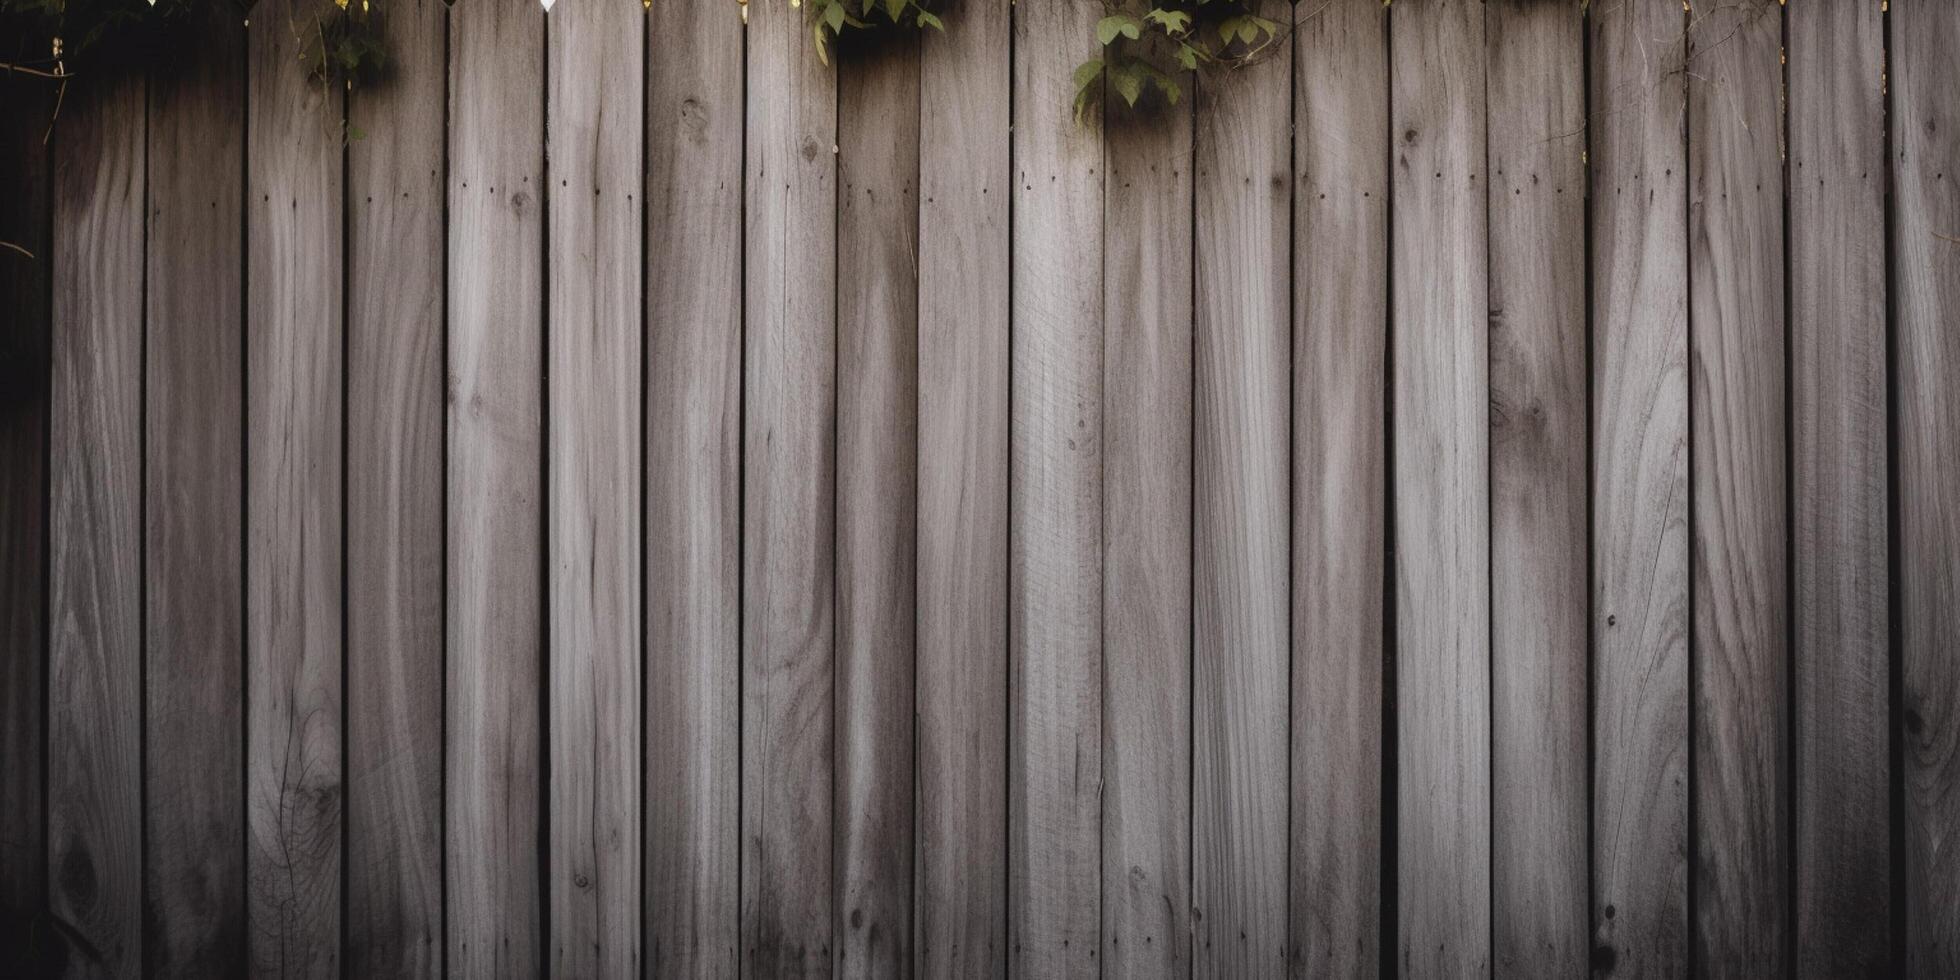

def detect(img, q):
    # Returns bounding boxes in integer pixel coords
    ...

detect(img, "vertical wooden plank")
[48,72,145,980]
[1685,0,1788,972]
[448,1,544,973]
[644,0,742,974]
[145,9,248,974]
[1895,1,1960,972]
[1590,0,1689,974]
[1010,0,1102,975]
[1390,0,1489,973]
[1485,2,1587,974]
[1289,2,1385,973]
[1100,51,1192,980]
[742,0,836,971]
[345,0,446,975]
[1789,3,1889,975]
[546,1,643,975]
[915,0,1012,972]
[1191,2,1289,972]
[834,30,919,980]
[246,3,344,972]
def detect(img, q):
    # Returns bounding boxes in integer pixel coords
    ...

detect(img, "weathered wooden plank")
[1100,52,1192,980]
[47,72,146,980]
[834,29,919,979]
[1289,2,1384,973]
[345,1,446,975]
[1485,2,1586,974]
[546,1,643,975]
[643,0,743,974]
[742,0,837,972]
[1684,1,1787,972]
[1389,0,1489,973]
[448,2,545,973]
[1789,2,1889,974]
[1589,0,1689,974]
[145,11,248,974]
[1191,2,1289,971]
[1895,1,1960,972]
[915,0,1012,972]
[1009,0,1103,975]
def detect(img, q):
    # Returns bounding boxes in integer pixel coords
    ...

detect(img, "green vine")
[1074,0,1284,120]
[797,0,942,65]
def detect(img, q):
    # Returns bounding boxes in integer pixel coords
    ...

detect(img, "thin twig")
[0,241,35,260]
[0,60,74,80]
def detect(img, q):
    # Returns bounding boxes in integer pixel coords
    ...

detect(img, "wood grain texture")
[1289,3,1385,973]
[1894,2,1960,972]
[742,0,837,972]
[1485,2,1587,974]
[1192,2,1289,971]
[914,0,1012,972]
[345,0,446,975]
[834,30,919,980]
[447,3,544,974]
[643,0,743,975]
[1589,0,1689,974]
[1389,0,1489,974]
[1685,1,1788,972]
[48,73,146,980]
[1788,3,1889,975]
[145,12,249,974]
[1009,1,1103,975]
[546,2,643,975]
[1100,53,1192,980]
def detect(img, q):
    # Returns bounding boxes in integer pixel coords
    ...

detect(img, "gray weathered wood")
[834,29,920,980]
[145,12,249,974]
[743,0,837,972]
[345,0,447,975]
[1685,1,1787,971]
[1009,1,1103,975]
[447,2,545,973]
[1894,1,1960,972]
[1590,0,1689,973]
[914,0,1012,972]
[1289,2,1385,973]
[1390,0,1489,973]
[1485,2,1586,974]
[546,2,644,975]
[643,0,743,975]
[1789,3,1889,975]
[48,73,146,980]
[1192,2,1289,971]
[1100,53,1192,980]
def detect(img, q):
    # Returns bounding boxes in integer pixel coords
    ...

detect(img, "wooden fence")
[0,0,1956,976]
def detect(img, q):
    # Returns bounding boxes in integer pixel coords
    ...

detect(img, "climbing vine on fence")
[1074,0,1284,119]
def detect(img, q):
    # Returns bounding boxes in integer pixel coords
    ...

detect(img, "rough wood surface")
[914,0,1012,972]
[447,3,545,974]
[1389,0,1489,973]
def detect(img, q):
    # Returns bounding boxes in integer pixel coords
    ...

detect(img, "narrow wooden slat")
[145,11,248,974]
[915,0,1012,972]
[546,2,643,975]
[1389,0,1489,973]
[48,73,145,979]
[1009,1,1103,975]
[1100,54,1192,980]
[1191,1,1289,971]
[1895,1,1960,971]
[1685,1,1788,971]
[447,2,544,973]
[834,29,920,979]
[345,0,446,974]
[1589,0,1689,973]
[644,0,743,973]
[1289,2,1385,973]
[742,0,837,971]
[1485,2,1586,973]
[1789,3,1889,974]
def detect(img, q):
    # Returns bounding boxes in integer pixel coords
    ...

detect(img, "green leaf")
[1096,13,1141,45]
[824,0,846,33]
[1072,57,1105,94]
[1177,42,1200,70]
[1108,61,1144,107]
[1143,7,1190,34]
[1146,65,1180,105]
[916,9,943,29]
